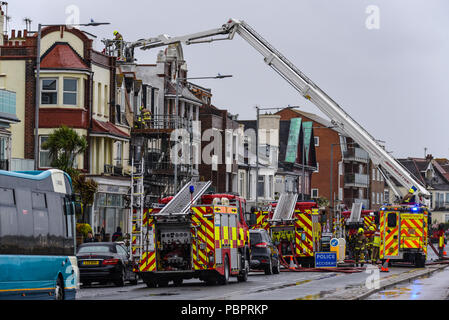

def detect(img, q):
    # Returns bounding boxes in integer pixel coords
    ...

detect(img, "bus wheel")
[55,276,65,300]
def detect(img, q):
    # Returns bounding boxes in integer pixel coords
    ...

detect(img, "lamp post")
[34,21,110,170]
[173,73,233,194]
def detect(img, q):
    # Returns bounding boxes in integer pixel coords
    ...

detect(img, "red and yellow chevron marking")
[191,207,215,270]
[142,208,153,226]
[380,212,385,258]
[139,251,156,272]
[295,212,314,257]
[384,212,399,256]
[252,211,270,230]
[423,213,428,254]
[364,216,376,230]
[400,214,424,249]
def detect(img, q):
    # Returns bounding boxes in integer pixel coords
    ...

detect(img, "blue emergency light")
[189,185,195,194]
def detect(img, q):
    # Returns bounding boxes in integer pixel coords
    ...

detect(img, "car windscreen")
[250,233,263,245]
[77,245,113,254]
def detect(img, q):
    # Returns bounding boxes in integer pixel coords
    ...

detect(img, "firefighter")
[113,31,124,60]
[142,106,152,127]
[366,226,375,262]
[354,228,367,267]
[371,226,381,264]
[438,223,445,259]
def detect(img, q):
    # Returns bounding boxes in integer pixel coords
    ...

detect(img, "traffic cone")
[289,257,296,269]
[380,259,390,272]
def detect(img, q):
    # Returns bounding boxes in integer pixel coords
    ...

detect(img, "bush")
[76,223,93,238]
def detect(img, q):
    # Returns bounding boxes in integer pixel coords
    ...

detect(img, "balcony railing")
[344,173,369,187]
[343,148,369,163]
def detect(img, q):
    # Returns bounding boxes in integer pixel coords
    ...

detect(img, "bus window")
[0,188,15,205]
[63,198,74,238]
[32,192,47,209]
[0,206,18,253]
[34,210,49,238]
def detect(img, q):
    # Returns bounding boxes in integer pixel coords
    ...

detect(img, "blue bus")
[0,169,80,300]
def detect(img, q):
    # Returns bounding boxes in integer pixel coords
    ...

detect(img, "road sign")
[315,252,337,268]
[330,238,339,247]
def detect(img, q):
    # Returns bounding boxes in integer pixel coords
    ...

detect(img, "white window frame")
[39,135,51,169]
[314,162,319,173]
[314,136,319,147]
[41,78,58,105]
[311,188,319,199]
[63,77,78,106]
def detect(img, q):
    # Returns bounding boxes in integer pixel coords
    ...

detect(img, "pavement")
[321,262,449,300]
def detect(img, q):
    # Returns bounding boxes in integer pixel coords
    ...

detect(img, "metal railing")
[135,114,190,130]
[344,173,369,187]
[343,148,369,162]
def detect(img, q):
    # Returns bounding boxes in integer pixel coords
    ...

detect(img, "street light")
[173,73,233,193]
[34,21,110,170]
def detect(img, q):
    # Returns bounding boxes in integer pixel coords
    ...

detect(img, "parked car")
[77,242,138,287]
[249,229,280,275]
[321,233,333,252]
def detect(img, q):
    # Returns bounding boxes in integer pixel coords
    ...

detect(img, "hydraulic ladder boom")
[125,19,430,203]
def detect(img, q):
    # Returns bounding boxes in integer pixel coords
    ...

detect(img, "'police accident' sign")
[315,252,337,268]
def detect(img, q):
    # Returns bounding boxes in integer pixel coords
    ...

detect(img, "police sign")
[315,252,337,268]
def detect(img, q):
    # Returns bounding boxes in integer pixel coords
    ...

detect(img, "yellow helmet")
[358,228,364,234]
[113,31,118,35]
[369,226,375,231]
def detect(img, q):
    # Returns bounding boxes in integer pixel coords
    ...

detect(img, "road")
[76,244,448,300]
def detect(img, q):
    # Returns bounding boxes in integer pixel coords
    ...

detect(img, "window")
[257,176,265,198]
[0,188,15,205]
[115,141,123,166]
[314,162,319,173]
[269,176,273,199]
[32,192,47,209]
[314,136,319,147]
[311,189,319,199]
[41,78,58,104]
[39,136,51,168]
[387,212,397,228]
[63,78,77,105]
[372,168,376,181]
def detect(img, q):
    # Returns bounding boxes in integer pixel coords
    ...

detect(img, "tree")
[41,125,88,177]
[42,126,96,222]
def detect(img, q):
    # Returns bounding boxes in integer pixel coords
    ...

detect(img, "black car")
[249,229,280,275]
[77,242,138,287]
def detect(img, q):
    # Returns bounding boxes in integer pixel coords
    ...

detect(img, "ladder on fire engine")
[130,157,145,261]
[157,180,212,215]
[271,193,298,222]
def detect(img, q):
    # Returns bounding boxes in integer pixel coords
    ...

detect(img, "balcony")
[133,115,191,135]
[343,148,369,163]
[344,173,369,188]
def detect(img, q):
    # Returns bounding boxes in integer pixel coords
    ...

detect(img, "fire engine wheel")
[237,258,249,282]
[272,258,280,274]
[145,280,157,288]
[157,280,169,287]
[264,259,273,275]
[173,279,184,287]
[218,256,230,285]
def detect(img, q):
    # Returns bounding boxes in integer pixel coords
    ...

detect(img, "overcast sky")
[9,0,449,158]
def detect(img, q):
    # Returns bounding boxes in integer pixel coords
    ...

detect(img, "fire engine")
[131,180,251,287]
[122,18,432,268]
[252,193,322,267]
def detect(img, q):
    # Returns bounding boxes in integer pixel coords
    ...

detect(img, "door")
[384,212,399,258]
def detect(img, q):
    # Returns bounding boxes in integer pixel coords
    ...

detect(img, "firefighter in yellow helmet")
[354,227,367,267]
[113,31,124,60]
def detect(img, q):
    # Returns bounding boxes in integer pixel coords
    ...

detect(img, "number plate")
[82,260,100,266]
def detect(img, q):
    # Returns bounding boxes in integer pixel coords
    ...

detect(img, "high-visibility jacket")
[373,231,381,247]
[440,235,445,248]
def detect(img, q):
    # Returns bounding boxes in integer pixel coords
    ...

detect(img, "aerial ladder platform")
[156,180,212,216]
[270,193,298,222]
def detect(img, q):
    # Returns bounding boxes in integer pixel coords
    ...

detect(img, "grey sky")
[9,0,449,158]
